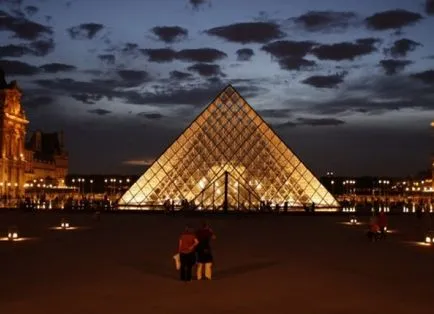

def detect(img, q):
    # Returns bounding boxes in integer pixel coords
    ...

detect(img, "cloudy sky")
[1,0,434,177]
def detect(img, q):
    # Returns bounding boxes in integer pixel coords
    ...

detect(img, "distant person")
[195,222,216,280]
[367,215,380,242]
[378,211,388,238]
[178,225,198,282]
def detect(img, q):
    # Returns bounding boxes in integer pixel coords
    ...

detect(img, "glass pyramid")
[118,85,339,211]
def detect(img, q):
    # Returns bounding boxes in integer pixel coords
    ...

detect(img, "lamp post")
[14,182,18,202]
[7,182,11,206]
[90,179,93,195]
[331,180,335,195]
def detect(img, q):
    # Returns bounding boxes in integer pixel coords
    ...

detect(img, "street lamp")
[90,179,94,194]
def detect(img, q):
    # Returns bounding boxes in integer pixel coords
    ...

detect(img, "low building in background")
[25,130,69,186]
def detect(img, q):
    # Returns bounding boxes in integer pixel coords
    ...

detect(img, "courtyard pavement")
[0,211,433,314]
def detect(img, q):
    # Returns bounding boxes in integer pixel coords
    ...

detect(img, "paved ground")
[0,211,433,314]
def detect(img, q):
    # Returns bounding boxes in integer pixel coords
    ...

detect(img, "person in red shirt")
[367,215,380,242]
[378,211,388,238]
[178,225,199,282]
[195,222,216,280]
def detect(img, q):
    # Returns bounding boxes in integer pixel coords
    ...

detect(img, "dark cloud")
[278,57,316,71]
[117,70,149,83]
[33,77,260,109]
[119,42,140,56]
[0,59,39,75]
[71,93,103,104]
[24,5,38,16]
[311,38,379,61]
[125,84,224,106]
[257,108,292,118]
[67,23,104,39]
[236,48,254,61]
[150,26,188,43]
[176,48,227,63]
[187,63,223,77]
[22,95,55,110]
[29,38,55,56]
[88,108,112,115]
[302,73,346,88]
[11,9,25,19]
[142,48,177,63]
[296,117,346,126]
[365,9,423,31]
[34,76,147,105]
[291,11,358,32]
[0,44,34,57]
[188,0,209,10]
[205,22,285,44]
[40,63,76,73]
[273,121,297,129]
[1,0,24,7]
[0,9,52,40]
[98,54,115,65]
[262,40,316,59]
[385,39,421,58]
[379,59,412,76]
[411,70,434,85]
[427,0,434,15]
[169,70,193,80]
[137,112,164,120]
[307,75,434,115]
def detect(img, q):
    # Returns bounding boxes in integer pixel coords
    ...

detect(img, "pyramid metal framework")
[118,85,338,211]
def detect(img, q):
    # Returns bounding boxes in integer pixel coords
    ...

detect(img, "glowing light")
[61,218,70,229]
[7,226,19,241]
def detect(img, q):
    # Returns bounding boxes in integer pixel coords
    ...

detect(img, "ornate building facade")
[0,70,68,198]
[0,79,28,197]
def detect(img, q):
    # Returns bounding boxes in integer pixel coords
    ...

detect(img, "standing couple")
[177,222,215,282]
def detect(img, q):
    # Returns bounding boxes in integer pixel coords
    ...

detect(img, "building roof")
[26,131,65,162]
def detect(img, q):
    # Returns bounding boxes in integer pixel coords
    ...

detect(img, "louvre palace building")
[0,69,68,199]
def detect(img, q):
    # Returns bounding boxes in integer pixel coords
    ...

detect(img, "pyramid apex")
[222,84,236,93]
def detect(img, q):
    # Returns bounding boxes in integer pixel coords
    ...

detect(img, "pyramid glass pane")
[118,85,339,211]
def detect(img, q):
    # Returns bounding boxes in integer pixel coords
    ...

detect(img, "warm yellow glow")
[51,226,79,230]
[425,236,431,244]
[118,86,339,210]
[7,232,18,239]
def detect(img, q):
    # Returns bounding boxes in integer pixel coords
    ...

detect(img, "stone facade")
[0,70,68,198]
[0,80,28,197]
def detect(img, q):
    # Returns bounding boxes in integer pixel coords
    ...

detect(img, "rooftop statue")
[0,68,20,90]
[0,67,7,89]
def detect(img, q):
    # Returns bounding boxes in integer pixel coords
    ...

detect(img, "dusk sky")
[1,0,434,177]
